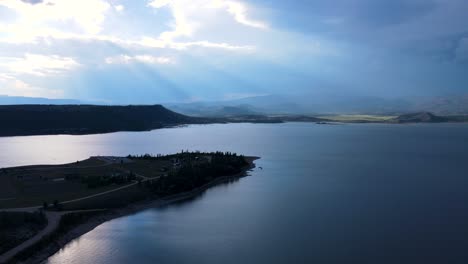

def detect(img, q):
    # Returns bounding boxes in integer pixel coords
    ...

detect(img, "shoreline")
[3,120,468,139]
[2,119,468,139]
[14,157,259,264]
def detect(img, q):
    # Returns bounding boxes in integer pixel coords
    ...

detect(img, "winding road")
[0,157,161,263]
[0,209,105,263]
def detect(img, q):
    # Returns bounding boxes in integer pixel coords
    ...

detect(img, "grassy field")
[0,153,249,210]
[60,184,149,210]
[319,114,396,122]
[0,157,158,209]
[0,211,47,254]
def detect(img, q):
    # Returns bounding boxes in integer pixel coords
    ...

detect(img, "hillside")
[0,105,203,137]
[392,112,449,123]
[167,94,468,116]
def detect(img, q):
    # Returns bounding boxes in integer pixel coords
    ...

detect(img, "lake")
[2,123,468,263]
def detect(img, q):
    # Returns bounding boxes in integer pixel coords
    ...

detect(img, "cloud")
[0,0,467,103]
[0,74,64,98]
[1,54,80,76]
[20,0,44,4]
[174,40,255,50]
[137,37,254,51]
[1,0,257,53]
[216,0,268,29]
[148,0,171,9]
[0,0,111,36]
[148,0,268,42]
[148,0,198,41]
[114,4,124,12]
[105,54,174,65]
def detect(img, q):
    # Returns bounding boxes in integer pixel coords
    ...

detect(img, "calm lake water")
[2,123,468,263]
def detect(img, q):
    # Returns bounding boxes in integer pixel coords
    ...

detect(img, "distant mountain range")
[0,95,108,105]
[3,94,468,116]
[0,95,83,105]
[166,94,468,116]
[390,112,468,123]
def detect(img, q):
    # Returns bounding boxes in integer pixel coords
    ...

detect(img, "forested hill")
[0,105,205,136]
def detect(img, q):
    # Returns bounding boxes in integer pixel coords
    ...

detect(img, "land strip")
[0,152,258,263]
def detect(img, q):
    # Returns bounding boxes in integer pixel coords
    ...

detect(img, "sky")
[0,0,467,104]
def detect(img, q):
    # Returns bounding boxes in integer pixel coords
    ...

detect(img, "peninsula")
[0,151,258,264]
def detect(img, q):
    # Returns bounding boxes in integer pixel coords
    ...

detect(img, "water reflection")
[159,176,243,209]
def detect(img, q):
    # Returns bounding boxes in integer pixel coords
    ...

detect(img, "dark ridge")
[392,112,449,123]
[0,105,206,137]
[224,115,328,123]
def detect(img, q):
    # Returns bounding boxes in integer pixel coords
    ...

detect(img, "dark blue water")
[3,123,468,264]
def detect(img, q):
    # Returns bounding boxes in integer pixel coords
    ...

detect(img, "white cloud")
[1,54,80,76]
[215,0,268,29]
[105,54,174,65]
[0,0,111,35]
[114,4,124,12]
[148,0,171,8]
[0,52,77,98]
[148,0,198,41]
[135,55,173,64]
[148,0,268,42]
[0,0,260,54]
[0,74,64,98]
[137,37,254,51]
[176,40,255,51]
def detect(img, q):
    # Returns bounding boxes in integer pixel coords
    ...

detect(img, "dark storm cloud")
[351,0,437,26]
[252,0,437,34]
[253,0,468,61]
